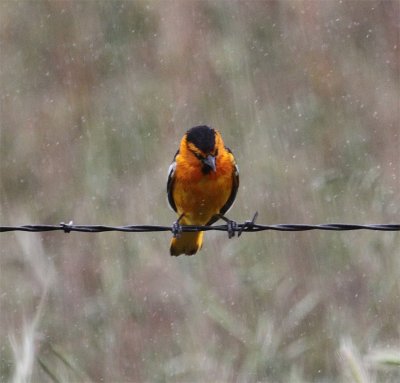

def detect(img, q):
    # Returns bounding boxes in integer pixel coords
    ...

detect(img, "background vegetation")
[1,1,399,382]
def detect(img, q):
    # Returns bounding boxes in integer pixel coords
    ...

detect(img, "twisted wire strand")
[1,223,399,233]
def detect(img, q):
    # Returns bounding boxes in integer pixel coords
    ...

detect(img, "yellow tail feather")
[170,231,204,256]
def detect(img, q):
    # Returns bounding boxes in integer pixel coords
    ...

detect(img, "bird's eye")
[194,152,203,160]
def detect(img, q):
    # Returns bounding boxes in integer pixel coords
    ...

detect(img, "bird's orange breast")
[172,155,233,225]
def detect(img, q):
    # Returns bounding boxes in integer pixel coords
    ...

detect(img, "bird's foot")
[172,213,184,238]
[218,214,238,239]
[238,211,258,237]
[172,221,182,238]
[226,220,237,239]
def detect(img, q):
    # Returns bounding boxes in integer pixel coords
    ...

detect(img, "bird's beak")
[203,155,216,172]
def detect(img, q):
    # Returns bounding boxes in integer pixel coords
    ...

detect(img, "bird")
[167,125,239,256]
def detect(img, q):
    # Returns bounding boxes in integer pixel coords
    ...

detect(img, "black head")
[186,125,216,154]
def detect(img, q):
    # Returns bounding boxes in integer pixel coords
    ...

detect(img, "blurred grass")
[1,0,399,382]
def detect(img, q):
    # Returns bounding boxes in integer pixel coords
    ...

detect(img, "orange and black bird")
[167,125,239,256]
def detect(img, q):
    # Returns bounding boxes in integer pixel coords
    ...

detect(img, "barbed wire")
[1,220,399,234]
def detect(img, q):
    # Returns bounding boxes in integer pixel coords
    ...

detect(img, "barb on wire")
[1,218,399,234]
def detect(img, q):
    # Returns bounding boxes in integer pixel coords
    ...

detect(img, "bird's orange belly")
[173,175,231,225]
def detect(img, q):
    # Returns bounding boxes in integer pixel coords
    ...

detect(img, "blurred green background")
[1,1,399,382]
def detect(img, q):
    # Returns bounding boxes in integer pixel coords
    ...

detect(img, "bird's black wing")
[207,147,239,225]
[167,150,179,213]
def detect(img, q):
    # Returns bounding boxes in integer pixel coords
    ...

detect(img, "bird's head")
[184,125,221,174]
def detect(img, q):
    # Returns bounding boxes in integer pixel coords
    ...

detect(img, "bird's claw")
[172,213,185,238]
[226,219,237,239]
[172,221,183,238]
[238,211,258,237]
[217,214,238,239]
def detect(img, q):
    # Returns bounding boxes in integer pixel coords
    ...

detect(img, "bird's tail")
[170,231,204,256]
